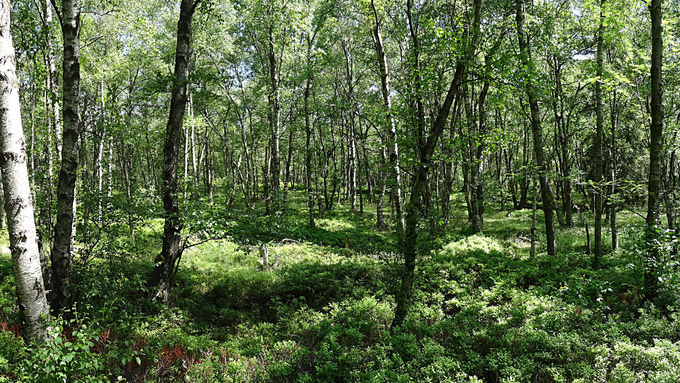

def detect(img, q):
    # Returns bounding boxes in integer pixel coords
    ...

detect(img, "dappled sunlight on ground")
[1,192,679,381]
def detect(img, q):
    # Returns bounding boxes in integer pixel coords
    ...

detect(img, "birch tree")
[149,0,201,302]
[0,0,51,342]
[50,0,81,312]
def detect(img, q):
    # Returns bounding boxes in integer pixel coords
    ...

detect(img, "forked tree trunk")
[0,0,51,341]
[393,0,481,328]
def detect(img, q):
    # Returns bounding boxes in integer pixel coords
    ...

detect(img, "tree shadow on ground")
[172,256,396,336]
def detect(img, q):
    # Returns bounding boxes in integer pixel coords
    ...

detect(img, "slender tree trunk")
[593,0,605,268]
[463,92,473,222]
[205,130,213,203]
[238,112,252,203]
[370,0,405,233]
[267,26,281,213]
[497,147,505,211]
[645,0,663,301]
[0,173,5,228]
[183,123,189,199]
[376,145,387,229]
[466,84,481,231]
[149,0,199,303]
[144,131,157,194]
[664,150,676,229]
[304,70,315,227]
[469,52,493,233]
[393,61,469,327]
[39,0,57,246]
[0,2,51,341]
[283,127,294,207]
[363,140,373,206]
[530,176,537,258]
[50,0,81,312]
[39,85,53,249]
[97,79,106,227]
[118,143,135,240]
[358,138,364,215]
[80,122,90,244]
[585,222,591,255]
[551,57,573,227]
[519,121,529,208]
[441,99,459,227]
[516,0,557,257]
[406,0,425,153]
[610,91,618,251]
[473,70,491,232]
[341,40,358,212]
[349,123,357,211]
[42,0,61,159]
[189,92,198,194]
[393,0,481,328]
[107,136,113,212]
[506,148,519,210]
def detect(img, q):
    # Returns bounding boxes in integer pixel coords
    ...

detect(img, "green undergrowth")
[0,192,679,382]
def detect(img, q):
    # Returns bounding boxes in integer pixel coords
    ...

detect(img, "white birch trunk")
[0,0,51,342]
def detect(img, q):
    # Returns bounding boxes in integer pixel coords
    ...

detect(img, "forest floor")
[2,190,680,382]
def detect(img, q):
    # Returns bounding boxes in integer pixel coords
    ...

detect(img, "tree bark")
[0,0,51,341]
[645,0,663,301]
[38,0,57,247]
[267,25,281,214]
[393,0,481,328]
[550,56,573,227]
[186,91,198,196]
[593,0,605,267]
[370,0,405,234]
[473,67,491,232]
[610,91,618,251]
[516,0,557,257]
[96,79,106,227]
[304,67,315,227]
[149,0,199,303]
[42,0,61,159]
[50,0,81,312]
[530,176,537,258]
